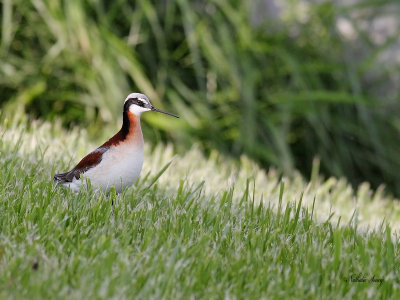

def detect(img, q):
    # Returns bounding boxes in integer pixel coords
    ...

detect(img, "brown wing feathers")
[53,147,108,183]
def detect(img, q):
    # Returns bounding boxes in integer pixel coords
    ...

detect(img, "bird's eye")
[135,99,146,107]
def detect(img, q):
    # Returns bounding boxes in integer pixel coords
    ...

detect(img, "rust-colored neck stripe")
[102,110,141,147]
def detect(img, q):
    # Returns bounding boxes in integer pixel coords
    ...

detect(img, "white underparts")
[63,142,144,193]
[63,131,144,193]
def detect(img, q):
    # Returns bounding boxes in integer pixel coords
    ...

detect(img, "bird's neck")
[121,110,143,145]
[101,111,143,148]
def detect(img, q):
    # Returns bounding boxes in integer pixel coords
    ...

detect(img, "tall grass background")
[1,0,400,195]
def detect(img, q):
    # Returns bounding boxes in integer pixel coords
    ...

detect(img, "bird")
[53,93,178,193]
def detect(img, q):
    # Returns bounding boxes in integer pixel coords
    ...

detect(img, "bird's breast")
[83,144,144,192]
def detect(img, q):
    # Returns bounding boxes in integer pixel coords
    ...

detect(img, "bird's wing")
[54,146,109,183]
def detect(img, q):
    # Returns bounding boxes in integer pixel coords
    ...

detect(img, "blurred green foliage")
[1,0,400,195]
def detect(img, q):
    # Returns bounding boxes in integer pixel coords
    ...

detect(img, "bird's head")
[124,93,179,118]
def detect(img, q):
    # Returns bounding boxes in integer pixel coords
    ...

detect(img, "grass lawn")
[1,119,399,299]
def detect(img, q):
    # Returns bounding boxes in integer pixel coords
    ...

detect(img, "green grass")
[1,119,400,299]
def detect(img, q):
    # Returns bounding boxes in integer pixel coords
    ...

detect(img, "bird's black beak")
[151,106,179,118]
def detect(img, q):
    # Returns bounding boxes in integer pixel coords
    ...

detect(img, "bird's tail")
[54,171,74,183]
